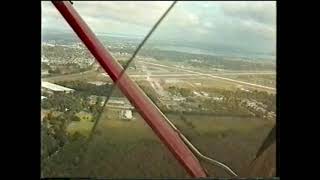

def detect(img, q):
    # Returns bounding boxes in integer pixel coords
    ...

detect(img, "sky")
[42,1,276,55]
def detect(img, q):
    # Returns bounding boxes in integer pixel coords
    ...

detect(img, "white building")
[200,91,209,97]
[193,91,202,96]
[107,97,134,109]
[109,99,125,106]
[41,70,49,76]
[41,81,75,93]
[41,57,49,63]
[173,96,186,101]
[88,95,106,106]
[165,79,181,84]
[212,97,223,101]
[120,110,133,120]
[88,81,107,86]
[240,88,251,92]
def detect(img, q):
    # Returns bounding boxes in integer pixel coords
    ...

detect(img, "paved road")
[212,72,275,75]
[42,61,275,92]
[138,61,276,91]
[105,105,134,110]
[129,73,274,78]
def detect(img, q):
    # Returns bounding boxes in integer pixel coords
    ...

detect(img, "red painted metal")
[51,1,207,177]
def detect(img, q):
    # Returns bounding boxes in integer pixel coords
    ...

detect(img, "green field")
[45,109,275,178]
[219,74,276,89]
[42,74,276,178]
[42,38,276,178]
[66,121,94,137]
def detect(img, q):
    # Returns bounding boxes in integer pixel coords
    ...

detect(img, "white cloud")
[187,14,199,25]
[219,1,276,26]
[42,1,276,54]
[73,1,172,27]
[204,22,213,28]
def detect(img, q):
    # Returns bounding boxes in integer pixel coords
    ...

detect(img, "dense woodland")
[42,45,93,61]
[55,80,123,97]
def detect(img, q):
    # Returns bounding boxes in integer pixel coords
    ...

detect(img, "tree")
[179,88,191,97]
[41,124,59,159]
[71,114,81,122]
[48,68,61,74]
[96,96,102,106]
[118,60,127,67]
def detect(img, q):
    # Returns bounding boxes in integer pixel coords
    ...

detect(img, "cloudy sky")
[42,1,276,55]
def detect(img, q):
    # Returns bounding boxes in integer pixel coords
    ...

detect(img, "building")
[212,97,223,101]
[193,91,202,96]
[41,57,49,63]
[120,109,133,120]
[107,97,134,110]
[41,96,47,100]
[109,99,125,106]
[173,96,186,102]
[41,70,49,76]
[165,79,181,84]
[240,87,250,92]
[200,91,209,97]
[88,95,106,106]
[41,81,75,94]
[88,81,107,86]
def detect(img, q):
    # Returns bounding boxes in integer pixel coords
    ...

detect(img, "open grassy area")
[173,78,239,91]
[219,74,276,89]
[42,61,276,178]
[66,121,94,137]
[42,83,275,178]
[65,110,275,178]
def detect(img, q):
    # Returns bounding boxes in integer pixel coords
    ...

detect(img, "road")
[141,64,167,97]
[105,104,134,110]
[42,61,275,92]
[137,61,276,91]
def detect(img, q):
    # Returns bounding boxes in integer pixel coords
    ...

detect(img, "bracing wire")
[87,1,177,142]
[62,1,238,177]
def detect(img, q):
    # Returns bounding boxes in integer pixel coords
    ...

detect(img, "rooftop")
[88,81,107,86]
[42,81,75,92]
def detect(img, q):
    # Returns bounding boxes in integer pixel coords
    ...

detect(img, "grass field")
[219,74,276,89]
[65,109,275,178]
[42,63,276,178]
[177,78,238,91]
[42,85,275,178]
[66,121,94,137]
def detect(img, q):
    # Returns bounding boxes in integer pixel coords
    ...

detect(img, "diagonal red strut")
[51,1,207,177]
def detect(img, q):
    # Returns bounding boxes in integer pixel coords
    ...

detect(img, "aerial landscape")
[41,1,276,178]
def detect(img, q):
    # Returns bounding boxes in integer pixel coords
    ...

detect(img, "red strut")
[51,1,207,178]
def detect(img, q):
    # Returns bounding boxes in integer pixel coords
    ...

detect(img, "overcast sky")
[42,1,276,55]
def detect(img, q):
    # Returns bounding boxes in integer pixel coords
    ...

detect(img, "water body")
[42,31,275,61]
[155,45,219,56]
[97,33,144,39]
[155,45,275,61]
